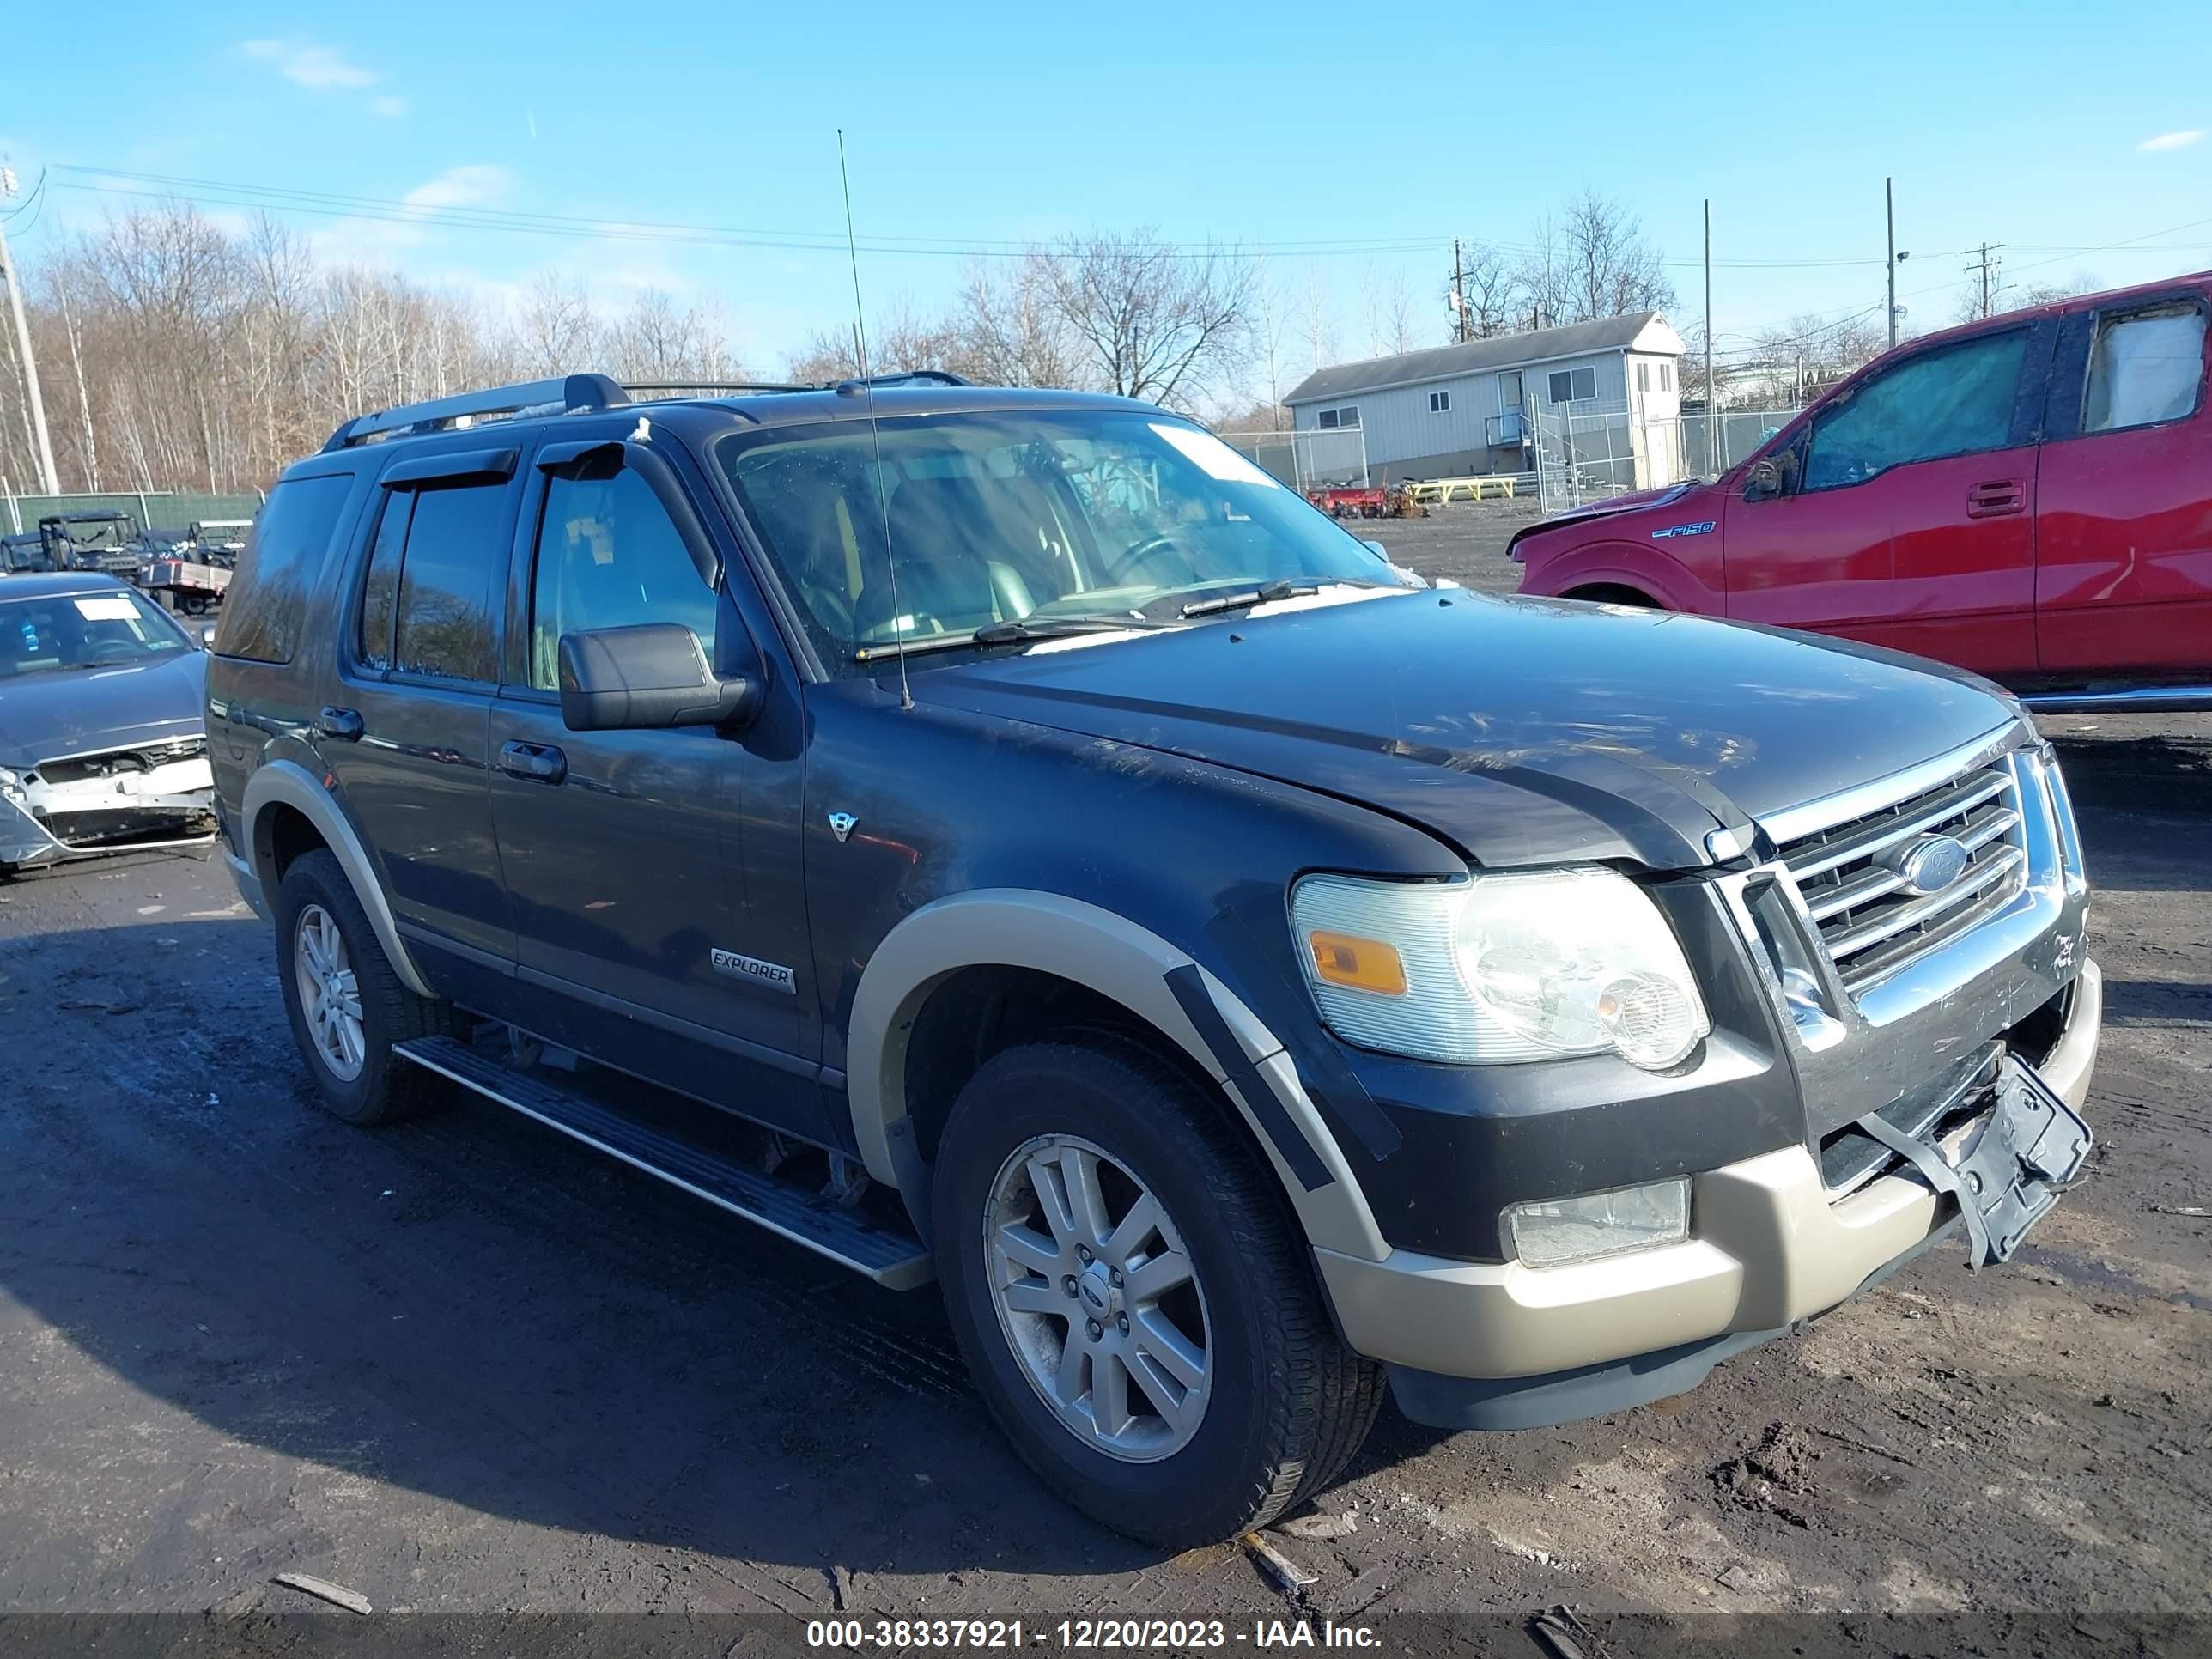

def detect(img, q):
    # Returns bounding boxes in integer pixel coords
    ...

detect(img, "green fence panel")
[2,490,266,536]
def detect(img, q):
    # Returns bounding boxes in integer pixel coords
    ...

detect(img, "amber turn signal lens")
[1306,930,1408,997]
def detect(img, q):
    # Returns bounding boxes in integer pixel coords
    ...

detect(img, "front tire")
[273,848,454,1125]
[932,1040,1382,1547]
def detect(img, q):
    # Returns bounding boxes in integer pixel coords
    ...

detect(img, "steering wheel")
[1098,534,1198,589]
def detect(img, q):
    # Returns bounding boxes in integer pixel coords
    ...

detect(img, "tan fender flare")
[844,889,1388,1261]
[240,758,436,999]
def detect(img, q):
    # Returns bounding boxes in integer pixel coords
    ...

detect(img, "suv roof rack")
[320,373,630,453]
[836,370,970,390]
[318,368,975,453]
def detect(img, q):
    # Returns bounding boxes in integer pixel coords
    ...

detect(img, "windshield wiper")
[852,616,1153,664]
[1178,579,1321,618]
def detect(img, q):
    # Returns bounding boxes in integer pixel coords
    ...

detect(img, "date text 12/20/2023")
[805,1618,1382,1649]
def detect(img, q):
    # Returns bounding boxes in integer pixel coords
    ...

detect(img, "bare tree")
[1456,241,1518,339]
[602,289,743,385]
[1363,264,1419,356]
[1036,231,1255,410]
[1510,216,1571,332]
[952,259,1080,387]
[1249,261,1292,422]
[1732,312,1887,409]
[517,274,598,375]
[1559,188,1675,322]
[1959,268,2101,324]
[1297,262,1334,374]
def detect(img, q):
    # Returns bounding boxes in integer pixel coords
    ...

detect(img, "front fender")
[1516,537,1723,614]
[845,888,1389,1261]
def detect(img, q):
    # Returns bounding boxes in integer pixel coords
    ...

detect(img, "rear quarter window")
[213,473,355,663]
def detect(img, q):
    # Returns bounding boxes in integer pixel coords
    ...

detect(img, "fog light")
[1508,1178,1690,1268]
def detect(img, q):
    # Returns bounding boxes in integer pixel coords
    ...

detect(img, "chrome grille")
[1776,758,2028,999]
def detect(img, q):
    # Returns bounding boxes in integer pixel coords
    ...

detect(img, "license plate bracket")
[1852,1054,2093,1267]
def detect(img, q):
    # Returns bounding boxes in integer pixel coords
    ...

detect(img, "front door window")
[528,462,717,688]
[1801,331,2027,491]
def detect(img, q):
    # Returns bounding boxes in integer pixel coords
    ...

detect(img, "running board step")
[394,1036,933,1289]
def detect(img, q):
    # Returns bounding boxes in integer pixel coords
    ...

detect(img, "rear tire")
[932,1039,1382,1548]
[273,848,456,1125]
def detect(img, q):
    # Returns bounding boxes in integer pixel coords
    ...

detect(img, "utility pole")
[1965,241,2006,319]
[1702,198,1714,410]
[1885,179,1898,349]
[0,168,59,498]
[1450,239,1469,343]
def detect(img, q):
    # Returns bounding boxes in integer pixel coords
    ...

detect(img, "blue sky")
[4,0,2209,389]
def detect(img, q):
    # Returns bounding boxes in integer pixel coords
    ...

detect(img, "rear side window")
[1802,330,2027,490]
[2083,304,2206,433]
[356,480,507,684]
[212,473,352,663]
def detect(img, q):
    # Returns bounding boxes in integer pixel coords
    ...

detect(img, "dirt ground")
[0,526,2206,1646]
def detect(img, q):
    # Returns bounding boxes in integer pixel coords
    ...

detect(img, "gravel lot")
[1,520,2206,1646]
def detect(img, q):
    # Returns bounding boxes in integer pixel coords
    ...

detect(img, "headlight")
[1291,867,1711,1068]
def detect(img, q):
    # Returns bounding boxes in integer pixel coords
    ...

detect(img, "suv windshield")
[0,587,193,678]
[715,409,1397,670]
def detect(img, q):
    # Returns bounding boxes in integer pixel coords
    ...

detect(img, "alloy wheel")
[983,1133,1212,1462]
[294,903,366,1082]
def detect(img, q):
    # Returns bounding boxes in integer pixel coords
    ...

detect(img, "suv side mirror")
[558,623,760,732]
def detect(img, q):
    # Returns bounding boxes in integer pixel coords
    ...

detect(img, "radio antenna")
[837,128,912,710]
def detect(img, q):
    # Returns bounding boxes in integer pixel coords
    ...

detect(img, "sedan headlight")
[1291,867,1711,1068]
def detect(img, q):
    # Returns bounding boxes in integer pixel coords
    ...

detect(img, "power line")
[50,164,1447,260]
[47,162,1945,273]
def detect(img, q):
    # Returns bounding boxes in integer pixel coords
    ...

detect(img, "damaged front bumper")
[0,751,218,868]
[1321,958,2102,1431]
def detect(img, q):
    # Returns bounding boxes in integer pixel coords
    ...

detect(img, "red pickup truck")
[1511,272,2212,711]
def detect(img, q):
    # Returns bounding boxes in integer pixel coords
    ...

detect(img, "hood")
[914,591,2018,871]
[0,651,207,766]
[1506,480,1714,558]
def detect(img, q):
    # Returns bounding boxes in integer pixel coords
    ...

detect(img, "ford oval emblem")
[1893,833,1971,896]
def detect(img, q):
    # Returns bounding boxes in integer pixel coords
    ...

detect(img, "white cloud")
[402,164,511,213]
[306,166,514,266]
[2139,130,2204,153]
[242,40,378,90]
[368,95,409,118]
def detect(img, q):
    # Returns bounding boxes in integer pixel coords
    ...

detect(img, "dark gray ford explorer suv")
[208,373,2100,1547]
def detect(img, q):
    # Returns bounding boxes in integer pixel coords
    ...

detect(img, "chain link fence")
[1530,406,1801,514]
[1217,427,1369,491]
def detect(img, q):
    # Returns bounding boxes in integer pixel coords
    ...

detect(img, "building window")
[1428,390,1451,413]
[1637,362,1650,393]
[1661,363,1673,392]
[1547,366,1598,404]
[1316,405,1361,429]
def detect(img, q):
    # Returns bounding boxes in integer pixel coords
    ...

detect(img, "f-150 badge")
[1650,520,1716,539]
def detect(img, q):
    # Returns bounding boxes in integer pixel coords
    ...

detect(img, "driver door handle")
[1966,479,2026,518]
[498,739,568,786]
[316,707,364,742]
